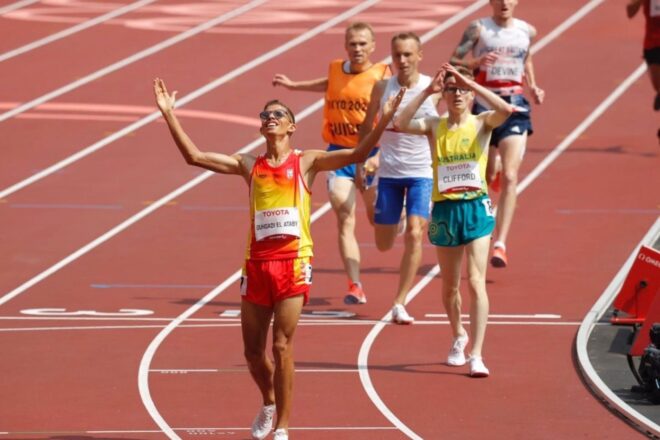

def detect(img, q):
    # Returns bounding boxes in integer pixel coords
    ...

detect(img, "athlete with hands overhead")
[153,77,404,439]
[394,63,512,377]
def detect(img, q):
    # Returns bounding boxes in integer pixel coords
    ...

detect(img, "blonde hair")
[345,22,375,41]
[391,32,421,49]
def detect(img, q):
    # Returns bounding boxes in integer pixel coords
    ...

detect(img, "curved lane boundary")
[576,216,660,438]
[357,1,623,437]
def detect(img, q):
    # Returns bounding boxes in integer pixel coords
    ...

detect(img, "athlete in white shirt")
[361,32,439,324]
[450,0,545,268]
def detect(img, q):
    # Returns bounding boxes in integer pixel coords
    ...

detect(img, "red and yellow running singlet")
[322,60,390,147]
[246,150,313,260]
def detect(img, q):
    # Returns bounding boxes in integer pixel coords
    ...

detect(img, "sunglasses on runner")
[444,86,471,95]
[259,109,290,121]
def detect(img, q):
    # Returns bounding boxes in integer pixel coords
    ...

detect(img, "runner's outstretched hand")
[154,78,177,114]
[382,87,406,120]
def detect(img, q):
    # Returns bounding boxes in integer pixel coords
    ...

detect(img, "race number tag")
[303,262,313,285]
[482,198,494,217]
[254,207,300,241]
[437,161,483,193]
[653,0,660,17]
[486,56,524,83]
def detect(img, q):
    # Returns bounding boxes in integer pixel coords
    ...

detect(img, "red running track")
[0,0,658,438]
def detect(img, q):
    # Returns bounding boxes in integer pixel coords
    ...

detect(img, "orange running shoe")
[344,281,367,305]
[490,246,508,268]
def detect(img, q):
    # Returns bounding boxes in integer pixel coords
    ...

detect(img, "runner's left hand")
[531,85,545,104]
[154,78,177,113]
[382,87,406,119]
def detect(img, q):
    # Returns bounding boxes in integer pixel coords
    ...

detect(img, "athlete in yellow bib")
[154,77,403,440]
[395,63,512,378]
[272,22,390,305]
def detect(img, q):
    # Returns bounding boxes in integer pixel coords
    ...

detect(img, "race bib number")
[486,56,524,83]
[653,0,660,17]
[303,262,313,285]
[482,199,494,217]
[254,207,300,241]
[437,162,483,194]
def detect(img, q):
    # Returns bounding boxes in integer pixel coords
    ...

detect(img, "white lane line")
[1,0,399,306]
[0,8,317,202]
[412,321,582,326]
[424,313,562,319]
[0,0,38,15]
[0,320,580,332]
[0,324,181,331]
[0,0,600,436]
[138,271,232,439]
[576,216,660,438]
[0,0,268,124]
[150,368,360,373]
[0,314,554,322]
[0,0,478,303]
[0,0,159,63]
[519,62,647,193]
[0,316,220,321]
[529,0,604,55]
[360,62,649,440]
[0,0,486,203]
[0,0,488,200]
[135,3,512,434]
[133,2,383,436]
[359,266,440,440]
[0,426,397,436]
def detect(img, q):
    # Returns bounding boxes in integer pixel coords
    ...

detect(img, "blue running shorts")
[326,144,379,187]
[374,177,433,224]
[473,94,533,146]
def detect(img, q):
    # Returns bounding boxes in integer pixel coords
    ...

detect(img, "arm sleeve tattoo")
[453,21,480,59]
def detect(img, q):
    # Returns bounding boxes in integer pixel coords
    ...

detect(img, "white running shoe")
[447,333,469,366]
[392,304,414,325]
[251,404,275,439]
[469,356,490,378]
[273,428,288,440]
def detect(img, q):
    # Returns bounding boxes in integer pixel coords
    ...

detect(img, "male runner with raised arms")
[155,77,403,439]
